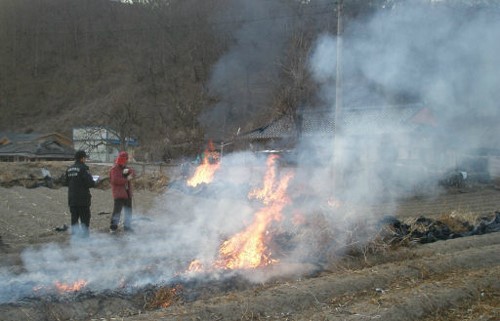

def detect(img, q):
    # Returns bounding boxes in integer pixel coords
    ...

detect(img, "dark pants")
[110,198,132,230]
[70,206,91,237]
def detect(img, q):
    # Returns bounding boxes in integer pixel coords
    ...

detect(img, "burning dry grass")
[144,285,182,309]
[1,209,498,321]
[186,140,220,188]
[54,280,88,293]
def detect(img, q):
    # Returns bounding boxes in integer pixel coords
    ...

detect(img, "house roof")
[236,103,430,140]
[0,132,40,145]
[240,115,297,140]
[0,132,75,160]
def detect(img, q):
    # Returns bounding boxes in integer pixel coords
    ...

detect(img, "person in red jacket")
[109,151,136,233]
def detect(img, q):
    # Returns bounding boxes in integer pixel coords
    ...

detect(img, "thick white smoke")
[304,2,500,205]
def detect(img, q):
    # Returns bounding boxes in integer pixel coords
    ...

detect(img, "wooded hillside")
[0,0,497,160]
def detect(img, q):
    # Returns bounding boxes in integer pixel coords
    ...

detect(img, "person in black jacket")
[66,150,96,238]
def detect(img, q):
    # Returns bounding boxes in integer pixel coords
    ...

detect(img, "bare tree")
[97,90,144,152]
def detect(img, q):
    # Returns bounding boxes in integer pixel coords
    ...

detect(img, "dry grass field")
[0,162,499,321]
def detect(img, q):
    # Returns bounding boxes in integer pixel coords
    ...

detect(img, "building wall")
[73,127,120,163]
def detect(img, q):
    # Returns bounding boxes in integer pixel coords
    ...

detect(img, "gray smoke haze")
[2,2,500,303]
[304,2,500,203]
[200,0,292,137]
[349,3,500,118]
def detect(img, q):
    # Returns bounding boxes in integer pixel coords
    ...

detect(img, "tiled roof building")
[0,132,74,161]
[235,103,432,144]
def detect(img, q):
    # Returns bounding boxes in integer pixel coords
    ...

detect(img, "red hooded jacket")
[109,164,135,199]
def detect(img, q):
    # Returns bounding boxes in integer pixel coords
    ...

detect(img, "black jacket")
[66,161,95,207]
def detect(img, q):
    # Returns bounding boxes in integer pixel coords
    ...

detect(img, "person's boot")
[109,224,118,234]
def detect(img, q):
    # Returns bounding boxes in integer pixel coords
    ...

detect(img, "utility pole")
[334,0,343,129]
[332,0,343,194]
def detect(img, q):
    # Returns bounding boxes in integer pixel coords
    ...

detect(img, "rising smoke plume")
[199,0,292,138]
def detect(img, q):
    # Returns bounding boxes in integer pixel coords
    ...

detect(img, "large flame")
[186,154,293,272]
[215,154,293,270]
[214,205,283,269]
[186,140,220,187]
[248,154,290,205]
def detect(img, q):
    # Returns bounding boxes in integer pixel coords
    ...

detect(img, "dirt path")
[0,186,158,252]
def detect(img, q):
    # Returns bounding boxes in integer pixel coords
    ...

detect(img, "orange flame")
[215,154,293,270]
[186,154,294,272]
[186,140,220,187]
[187,259,204,272]
[214,205,280,269]
[54,279,88,293]
[248,154,284,204]
[159,287,178,308]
